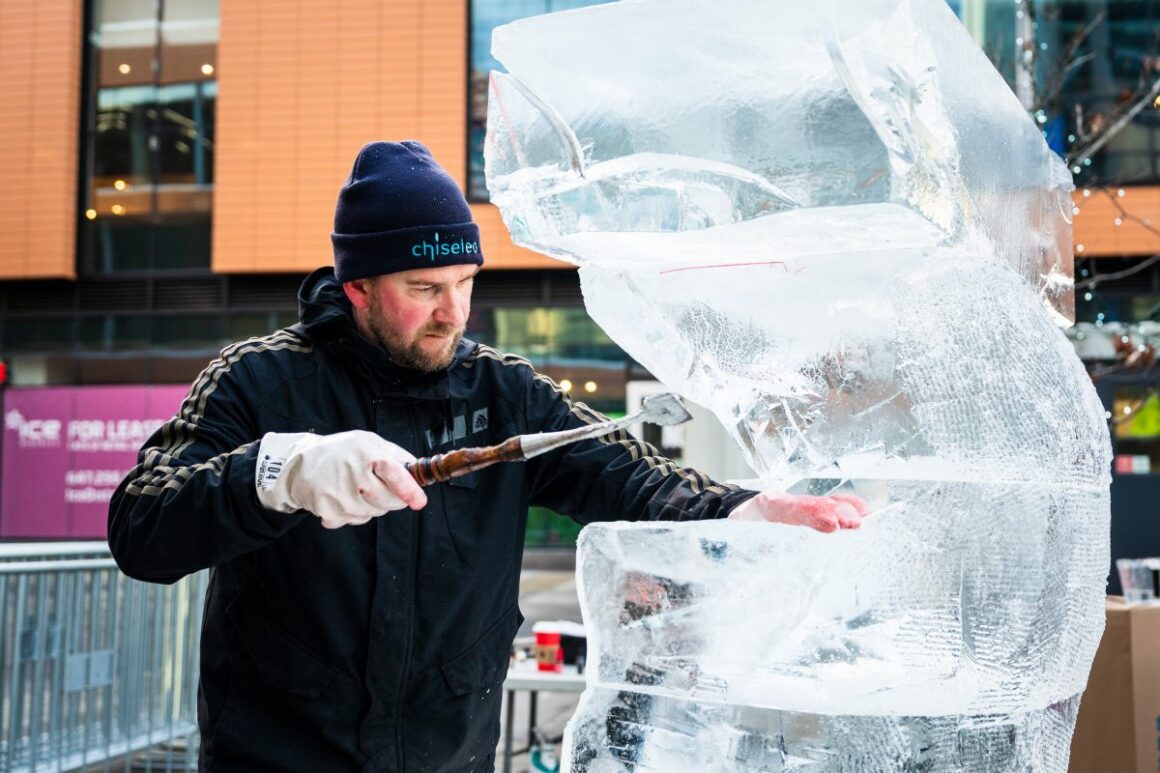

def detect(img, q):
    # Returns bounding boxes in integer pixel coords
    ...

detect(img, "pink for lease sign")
[1,385,189,539]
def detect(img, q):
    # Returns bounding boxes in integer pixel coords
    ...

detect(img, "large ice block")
[486,0,1075,319]
[483,0,1110,769]
[566,480,1106,769]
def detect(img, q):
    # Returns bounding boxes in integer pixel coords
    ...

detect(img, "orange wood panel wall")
[1073,186,1160,258]
[0,0,82,280]
[213,0,555,273]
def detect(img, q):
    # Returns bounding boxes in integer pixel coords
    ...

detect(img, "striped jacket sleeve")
[107,333,309,583]
[470,346,758,523]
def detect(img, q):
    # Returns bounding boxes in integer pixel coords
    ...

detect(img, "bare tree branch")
[1078,252,1160,289]
[1070,77,1160,167]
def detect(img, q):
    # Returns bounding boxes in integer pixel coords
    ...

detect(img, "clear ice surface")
[484,0,1111,769]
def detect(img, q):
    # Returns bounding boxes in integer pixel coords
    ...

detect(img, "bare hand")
[727,491,870,532]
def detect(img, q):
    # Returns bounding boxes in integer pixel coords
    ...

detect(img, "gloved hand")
[255,430,428,529]
[728,491,869,532]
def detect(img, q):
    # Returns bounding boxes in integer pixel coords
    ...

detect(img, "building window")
[82,0,219,273]
[468,1,614,201]
[466,306,630,415]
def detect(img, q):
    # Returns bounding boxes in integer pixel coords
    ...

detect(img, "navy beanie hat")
[331,141,484,283]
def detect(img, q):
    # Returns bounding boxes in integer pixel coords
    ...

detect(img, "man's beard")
[364,299,463,373]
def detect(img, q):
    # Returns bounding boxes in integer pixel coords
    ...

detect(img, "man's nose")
[434,293,468,327]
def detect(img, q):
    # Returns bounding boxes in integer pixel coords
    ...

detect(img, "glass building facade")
[82,0,219,274]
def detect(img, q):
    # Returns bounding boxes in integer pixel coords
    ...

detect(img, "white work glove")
[255,430,428,529]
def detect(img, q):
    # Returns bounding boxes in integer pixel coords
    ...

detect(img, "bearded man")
[108,141,866,772]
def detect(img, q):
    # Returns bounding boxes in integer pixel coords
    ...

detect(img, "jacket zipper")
[395,402,422,771]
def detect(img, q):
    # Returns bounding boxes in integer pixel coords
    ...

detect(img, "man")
[108,140,867,772]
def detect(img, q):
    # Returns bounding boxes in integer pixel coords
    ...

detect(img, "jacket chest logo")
[424,407,488,448]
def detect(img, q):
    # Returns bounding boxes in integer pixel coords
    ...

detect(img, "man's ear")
[343,278,373,311]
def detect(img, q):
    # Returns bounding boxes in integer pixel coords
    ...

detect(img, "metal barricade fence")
[0,543,206,772]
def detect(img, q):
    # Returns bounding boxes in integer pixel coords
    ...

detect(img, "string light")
[1115,217,1123,226]
[559,379,573,392]
[1076,243,1085,253]
[1082,189,1091,197]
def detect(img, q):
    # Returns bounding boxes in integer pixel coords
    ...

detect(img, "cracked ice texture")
[484,0,1110,769]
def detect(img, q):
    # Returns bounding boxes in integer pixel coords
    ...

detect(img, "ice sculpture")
[484,0,1111,769]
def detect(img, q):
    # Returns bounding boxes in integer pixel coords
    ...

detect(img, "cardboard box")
[1070,597,1160,772]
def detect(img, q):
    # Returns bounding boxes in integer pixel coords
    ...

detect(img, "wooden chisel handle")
[406,437,525,486]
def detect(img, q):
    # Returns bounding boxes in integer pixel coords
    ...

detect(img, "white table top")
[503,663,588,692]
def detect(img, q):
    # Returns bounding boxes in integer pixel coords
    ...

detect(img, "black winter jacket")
[108,268,756,772]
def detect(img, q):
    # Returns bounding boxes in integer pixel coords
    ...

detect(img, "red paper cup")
[532,622,563,672]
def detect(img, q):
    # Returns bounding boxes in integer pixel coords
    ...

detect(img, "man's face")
[344,263,479,372]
